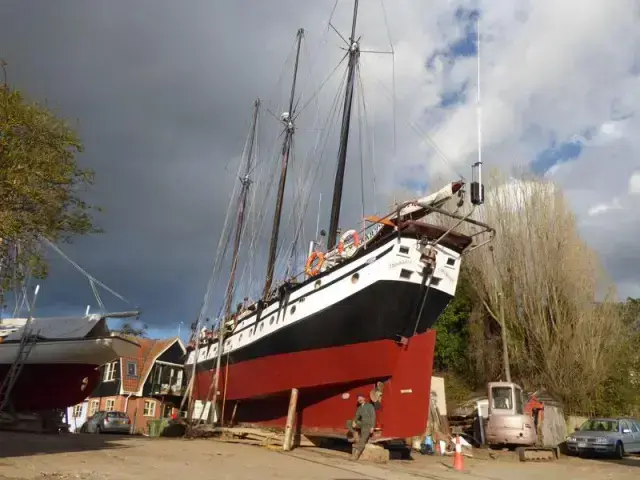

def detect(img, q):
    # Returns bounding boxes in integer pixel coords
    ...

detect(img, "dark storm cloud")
[0,0,380,327]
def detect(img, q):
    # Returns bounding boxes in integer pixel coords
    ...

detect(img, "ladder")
[0,327,38,415]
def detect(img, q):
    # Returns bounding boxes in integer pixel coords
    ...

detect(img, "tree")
[112,322,148,338]
[0,72,100,293]
[461,172,631,414]
[433,271,472,374]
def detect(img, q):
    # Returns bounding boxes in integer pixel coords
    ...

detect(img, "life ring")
[338,229,361,257]
[305,251,325,276]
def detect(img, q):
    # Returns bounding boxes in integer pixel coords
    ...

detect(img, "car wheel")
[614,441,624,459]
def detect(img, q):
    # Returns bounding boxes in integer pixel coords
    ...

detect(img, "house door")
[163,403,173,418]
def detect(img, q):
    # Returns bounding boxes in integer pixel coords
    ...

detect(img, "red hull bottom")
[0,364,100,412]
[193,330,436,440]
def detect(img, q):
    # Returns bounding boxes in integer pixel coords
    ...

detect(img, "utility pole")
[498,292,511,382]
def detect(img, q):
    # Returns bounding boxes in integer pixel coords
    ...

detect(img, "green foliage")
[433,272,473,375]
[0,83,100,291]
[440,371,475,407]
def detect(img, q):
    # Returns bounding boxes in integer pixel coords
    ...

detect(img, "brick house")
[69,336,186,434]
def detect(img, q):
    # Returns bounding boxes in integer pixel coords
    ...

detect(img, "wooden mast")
[262,28,304,299]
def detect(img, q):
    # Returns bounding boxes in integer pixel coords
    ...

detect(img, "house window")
[73,404,83,418]
[105,398,115,412]
[143,400,156,417]
[103,361,118,382]
[127,361,137,377]
[89,399,99,416]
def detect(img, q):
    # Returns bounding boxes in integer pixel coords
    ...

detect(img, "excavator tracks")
[516,446,560,462]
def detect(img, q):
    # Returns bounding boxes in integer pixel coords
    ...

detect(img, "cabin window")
[73,404,83,418]
[126,361,137,377]
[143,400,156,417]
[400,269,412,279]
[399,246,409,255]
[491,387,513,410]
[446,257,456,266]
[515,387,525,415]
[105,398,115,412]
[290,306,296,315]
[103,361,118,382]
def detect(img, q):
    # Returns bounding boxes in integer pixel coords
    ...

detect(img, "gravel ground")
[0,432,639,480]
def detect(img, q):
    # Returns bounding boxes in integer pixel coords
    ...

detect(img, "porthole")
[351,273,360,284]
[270,317,275,325]
[290,305,296,315]
[314,280,321,289]
[239,334,243,341]
[260,323,264,331]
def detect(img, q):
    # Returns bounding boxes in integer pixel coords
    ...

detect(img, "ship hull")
[0,337,138,412]
[191,278,451,439]
[188,233,462,440]
[194,329,437,439]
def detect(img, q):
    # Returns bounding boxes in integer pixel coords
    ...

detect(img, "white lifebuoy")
[338,229,361,258]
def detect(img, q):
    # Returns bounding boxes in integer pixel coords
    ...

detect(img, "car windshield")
[107,412,128,419]
[579,419,619,432]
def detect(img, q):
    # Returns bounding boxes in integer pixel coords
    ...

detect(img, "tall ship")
[185,1,492,441]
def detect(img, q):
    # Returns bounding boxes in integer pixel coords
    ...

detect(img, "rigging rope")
[380,0,397,160]
[41,237,132,307]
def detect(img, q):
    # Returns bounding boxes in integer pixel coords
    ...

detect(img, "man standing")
[346,393,377,460]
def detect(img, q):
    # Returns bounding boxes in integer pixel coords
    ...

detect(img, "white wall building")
[65,400,89,433]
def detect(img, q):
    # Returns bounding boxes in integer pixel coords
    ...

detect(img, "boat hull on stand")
[0,336,139,412]
[188,232,462,439]
[194,329,437,439]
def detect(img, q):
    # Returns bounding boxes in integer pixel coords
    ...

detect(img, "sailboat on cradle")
[185,1,493,441]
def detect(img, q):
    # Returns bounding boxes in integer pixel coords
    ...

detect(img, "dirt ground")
[0,432,639,480]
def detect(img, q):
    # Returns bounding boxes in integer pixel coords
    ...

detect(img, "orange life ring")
[305,251,325,276]
[338,229,361,255]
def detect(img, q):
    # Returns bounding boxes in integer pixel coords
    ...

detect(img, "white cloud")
[629,171,640,195]
[587,198,623,217]
[318,0,640,296]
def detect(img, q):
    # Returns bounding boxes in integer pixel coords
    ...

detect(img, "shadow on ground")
[0,431,134,459]
[305,436,413,460]
[570,453,640,469]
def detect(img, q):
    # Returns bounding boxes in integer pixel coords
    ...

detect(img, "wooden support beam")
[282,388,299,451]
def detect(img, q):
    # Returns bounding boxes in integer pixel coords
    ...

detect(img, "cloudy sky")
[1,0,639,338]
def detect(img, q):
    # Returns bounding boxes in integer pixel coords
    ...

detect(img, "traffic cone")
[453,435,464,471]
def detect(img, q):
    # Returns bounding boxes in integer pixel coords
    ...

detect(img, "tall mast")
[327,0,360,250]
[210,98,260,424]
[224,98,260,317]
[263,28,304,298]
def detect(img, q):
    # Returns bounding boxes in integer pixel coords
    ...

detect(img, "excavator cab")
[485,381,537,447]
